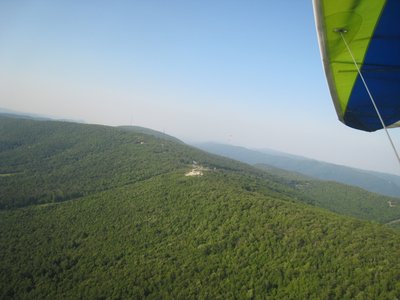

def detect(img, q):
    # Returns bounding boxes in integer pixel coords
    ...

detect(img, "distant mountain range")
[194,142,400,198]
[0,107,85,123]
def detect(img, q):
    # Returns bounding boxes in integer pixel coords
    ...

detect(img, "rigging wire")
[336,29,400,167]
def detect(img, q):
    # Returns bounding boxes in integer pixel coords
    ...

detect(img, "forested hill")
[195,142,400,198]
[118,125,183,143]
[255,164,400,226]
[2,115,399,225]
[1,116,400,299]
[0,116,264,209]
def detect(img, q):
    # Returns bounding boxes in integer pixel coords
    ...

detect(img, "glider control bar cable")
[336,28,400,167]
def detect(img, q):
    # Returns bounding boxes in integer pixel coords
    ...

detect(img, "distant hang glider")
[313,0,400,132]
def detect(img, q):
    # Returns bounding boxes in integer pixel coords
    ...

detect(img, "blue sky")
[1,0,400,175]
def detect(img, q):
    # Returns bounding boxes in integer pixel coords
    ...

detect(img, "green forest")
[1,115,400,299]
[255,164,400,225]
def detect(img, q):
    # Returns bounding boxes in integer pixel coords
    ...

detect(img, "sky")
[1,0,400,175]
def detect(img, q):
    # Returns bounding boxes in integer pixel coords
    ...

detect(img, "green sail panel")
[313,0,386,122]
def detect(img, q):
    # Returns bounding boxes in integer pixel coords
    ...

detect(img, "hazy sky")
[1,1,400,175]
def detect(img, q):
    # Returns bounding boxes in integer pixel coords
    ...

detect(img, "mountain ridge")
[194,142,400,198]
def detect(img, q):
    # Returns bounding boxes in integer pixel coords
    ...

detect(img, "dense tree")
[1,115,400,299]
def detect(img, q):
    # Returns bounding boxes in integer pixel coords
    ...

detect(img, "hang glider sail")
[313,0,400,132]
